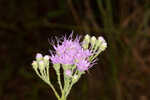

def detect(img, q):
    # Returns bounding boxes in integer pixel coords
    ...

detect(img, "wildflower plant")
[32,33,107,100]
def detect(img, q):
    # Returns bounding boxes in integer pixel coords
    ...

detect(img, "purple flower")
[76,59,90,71]
[50,34,92,72]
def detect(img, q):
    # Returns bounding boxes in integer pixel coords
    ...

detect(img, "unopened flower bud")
[32,61,38,69]
[39,61,45,70]
[85,34,90,41]
[65,70,72,77]
[73,75,78,80]
[44,55,49,60]
[98,36,105,43]
[100,42,107,51]
[43,55,50,68]
[36,53,43,61]
[91,36,96,47]
[82,34,90,49]
[94,36,105,50]
[44,55,50,63]
[72,74,78,83]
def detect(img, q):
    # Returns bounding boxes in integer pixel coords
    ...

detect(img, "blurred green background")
[0,0,150,100]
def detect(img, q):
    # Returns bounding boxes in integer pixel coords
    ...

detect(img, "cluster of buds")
[32,53,50,85]
[82,34,107,61]
[32,33,107,100]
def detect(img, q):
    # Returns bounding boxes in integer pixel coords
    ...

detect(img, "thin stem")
[57,72,63,91]
[65,71,82,98]
[65,82,74,98]
[59,97,66,100]
[54,64,63,97]
[53,64,63,97]
[47,82,60,100]
[60,92,67,100]
[89,50,102,61]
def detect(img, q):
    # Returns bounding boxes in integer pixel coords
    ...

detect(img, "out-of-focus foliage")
[0,0,150,100]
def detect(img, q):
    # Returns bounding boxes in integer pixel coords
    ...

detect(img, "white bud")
[98,36,105,42]
[73,75,78,80]
[96,36,105,47]
[85,34,90,41]
[72,74,82,83]
[82,34,90,49]
[90,36,97,50]
[43,55,50,68]
[44,55,50,60]
[91,36,96,42]
[39,61,45,70]
[91,36,96,45]
[100,42,107,51]
[96,36,107,51]
[36,53,43,61]
[72,74,78,83]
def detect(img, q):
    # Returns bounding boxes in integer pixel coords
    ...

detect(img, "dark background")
[0,0,150,100]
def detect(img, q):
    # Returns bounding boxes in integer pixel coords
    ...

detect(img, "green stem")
[57,72,63,91]
[89,50,102,62]
[62,64,70,95]
[56,68,63,92]
[65,82,74,98]
[47,82,60,100]
[53,64,63,93]
[65,71,82,98]
[60,93,67,100]
[59,97,66,100]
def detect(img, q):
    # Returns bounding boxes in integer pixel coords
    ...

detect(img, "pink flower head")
[65,70,72,76]
[36,53,43,59]
[50,34,92,72]
[76,59,90,71]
